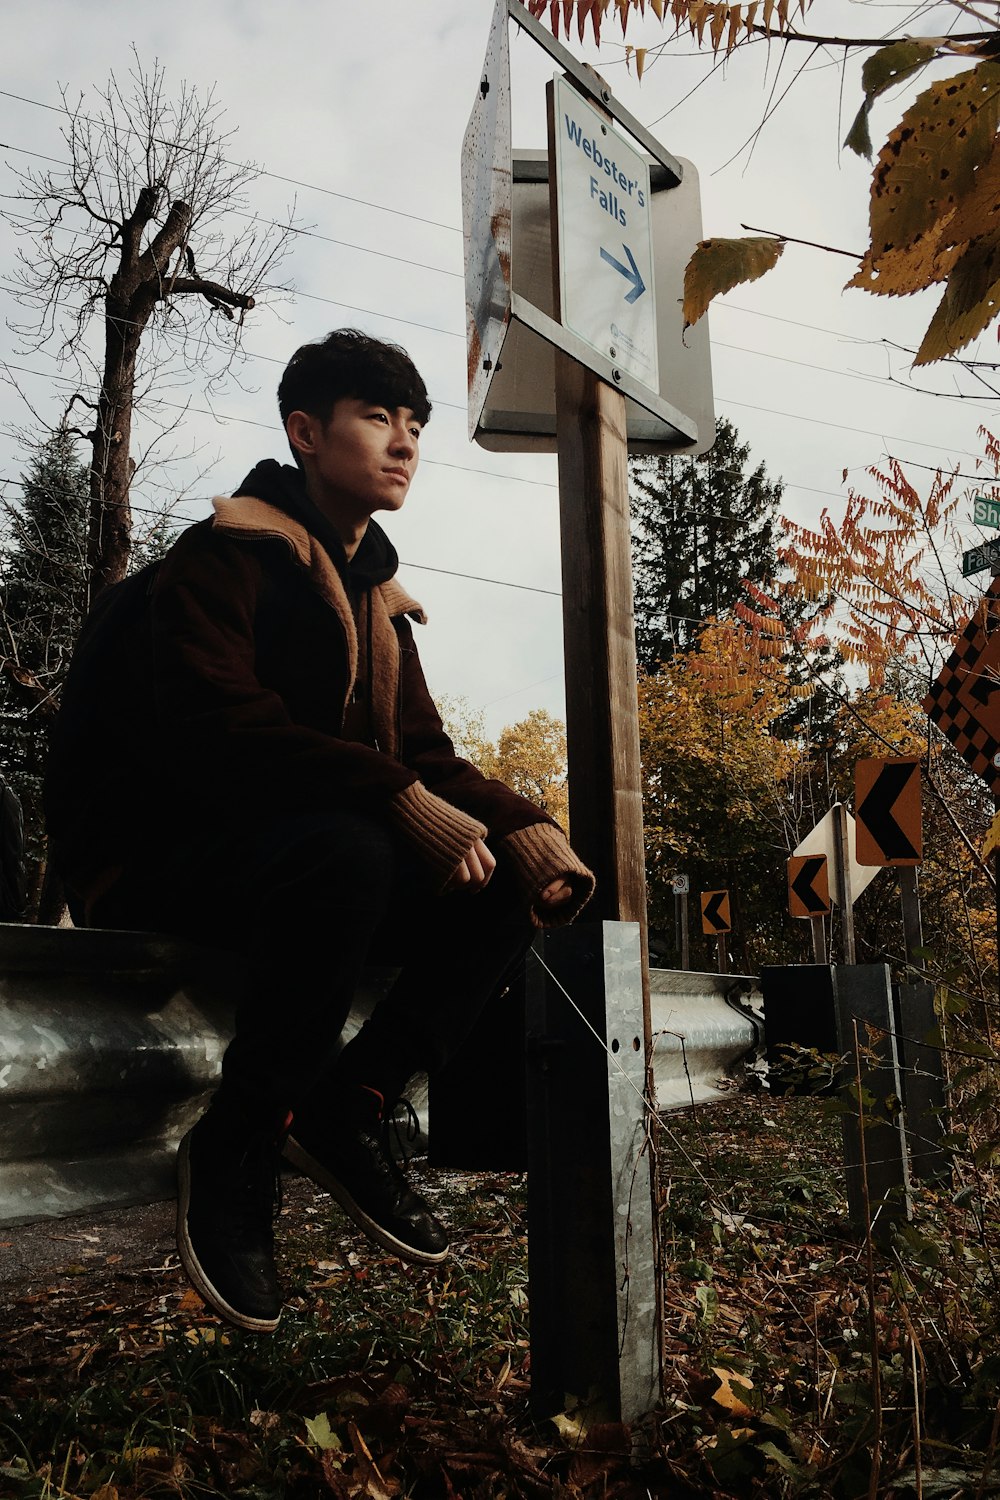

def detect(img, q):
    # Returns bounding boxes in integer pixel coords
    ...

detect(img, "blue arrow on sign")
[599,243,646,304]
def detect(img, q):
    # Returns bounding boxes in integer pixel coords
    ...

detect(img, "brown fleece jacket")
[46,488,594,927]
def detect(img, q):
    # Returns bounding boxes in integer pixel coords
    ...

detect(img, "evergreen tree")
[630,418,782,670]
[0,428,90,913]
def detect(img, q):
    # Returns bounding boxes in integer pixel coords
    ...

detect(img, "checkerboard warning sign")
[924,577,1000,793]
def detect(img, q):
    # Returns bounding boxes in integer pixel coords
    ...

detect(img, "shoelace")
[383,1096,421,1167]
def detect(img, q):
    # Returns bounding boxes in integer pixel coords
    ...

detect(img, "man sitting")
[45,329,593,1332]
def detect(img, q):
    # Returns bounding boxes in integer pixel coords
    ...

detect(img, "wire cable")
[0,89,463,235]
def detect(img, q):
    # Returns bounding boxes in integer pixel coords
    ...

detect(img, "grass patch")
[3,1092,1000,1496]
[651,1092,1000,1497]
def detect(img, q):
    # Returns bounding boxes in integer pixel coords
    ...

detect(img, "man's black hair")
[278,329,432,442]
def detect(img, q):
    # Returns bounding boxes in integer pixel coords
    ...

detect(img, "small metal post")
[896,980,949,1184]
[678,891,690,970]
[716,935,728,975]
[526,921,659,1424]
[833,963,911,1242]
[832,802,857,965]
[898,867,923,969]
[810,915,827,964]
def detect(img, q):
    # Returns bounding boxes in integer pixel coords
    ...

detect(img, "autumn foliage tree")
[627,412,1000,989]
[438,699,570,831]
[778,439,993,691]
[6,55,291,596]
[638,615,811,969]
[776,436,1000,990]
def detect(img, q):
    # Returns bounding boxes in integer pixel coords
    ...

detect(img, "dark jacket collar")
[232,459,399,590]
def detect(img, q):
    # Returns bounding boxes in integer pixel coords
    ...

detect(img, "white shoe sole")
[176,1131,281,1333]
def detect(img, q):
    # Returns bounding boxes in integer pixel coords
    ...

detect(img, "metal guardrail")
[649,969,763,1110]
[0,926,762,1226]
[0,926,236,1226]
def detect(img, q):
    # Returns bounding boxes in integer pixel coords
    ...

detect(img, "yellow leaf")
[552,1410,589,1441]
[847,231,961,297]
[870,62,1000,261]
[650,0,665,18]
[635,45,647,77]
[727,5,742,53]
[184,1325,229,1345]
[762,0,775,29]
[984,809,1000,861]
[303,1412,342,1452]
[711,1366,755,1417]
[946,133,1000,245]
[915,231,1000,362]
[683,236,784,327]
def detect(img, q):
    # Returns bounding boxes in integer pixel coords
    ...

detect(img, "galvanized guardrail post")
[525,921,658,1426]
[833,964,912,1242]
[895,980,949,1184]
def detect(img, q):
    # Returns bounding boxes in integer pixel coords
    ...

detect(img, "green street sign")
[963,536,1000,577]
[974,495,1000,529]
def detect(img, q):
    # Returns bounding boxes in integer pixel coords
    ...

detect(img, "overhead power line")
[716,393,987,463]
[4,75,996,398]
[713,339,997,410]
[395,562,560,597]
[0,348,986,511]
[0,356,557,490]
[0,88,462,236]
[2,128,992,413]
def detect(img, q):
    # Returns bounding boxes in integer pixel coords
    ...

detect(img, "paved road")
[0,1197,176,1291]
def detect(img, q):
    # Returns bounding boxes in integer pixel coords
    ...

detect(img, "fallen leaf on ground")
[711,1367,755,1418]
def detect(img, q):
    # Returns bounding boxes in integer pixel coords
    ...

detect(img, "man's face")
[290,397,422,523]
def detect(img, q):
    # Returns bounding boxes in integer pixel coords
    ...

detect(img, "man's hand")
[445,837,496,893]
[538,877,574,909]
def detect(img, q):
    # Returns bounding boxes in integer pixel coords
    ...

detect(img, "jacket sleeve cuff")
[389,781,488,886]
[499,823,596,928]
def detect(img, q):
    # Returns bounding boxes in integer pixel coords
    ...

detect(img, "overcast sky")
[0,0,993,735]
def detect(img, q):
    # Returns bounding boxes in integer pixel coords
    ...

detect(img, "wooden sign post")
[517,75,666,1429]
[463,6,708,1428]
[551,341,649,936]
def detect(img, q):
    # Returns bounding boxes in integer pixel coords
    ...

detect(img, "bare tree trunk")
[89,315,141,594]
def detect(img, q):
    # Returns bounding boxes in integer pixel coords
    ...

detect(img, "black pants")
[95,809,534,1121]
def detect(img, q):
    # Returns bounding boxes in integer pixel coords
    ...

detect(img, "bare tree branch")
[2,49,295,594]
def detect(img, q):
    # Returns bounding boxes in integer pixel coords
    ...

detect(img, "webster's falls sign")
[551,73,659,393]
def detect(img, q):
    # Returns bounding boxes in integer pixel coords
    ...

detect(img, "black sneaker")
[176,1097,287,1332]
[284,1088,449,1266]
